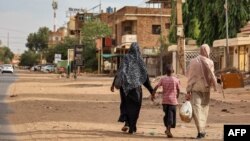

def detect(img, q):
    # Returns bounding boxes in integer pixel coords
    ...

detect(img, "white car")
[1,64,14,73]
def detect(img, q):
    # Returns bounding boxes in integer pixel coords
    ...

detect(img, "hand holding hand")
[185,92,191,100]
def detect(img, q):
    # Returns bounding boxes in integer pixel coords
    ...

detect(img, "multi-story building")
[102,1,171,76]
[108,6,171,50]
[67,16,76,38]
[48,27,67,47]
[65,1,172,75]
[68,12,94,41]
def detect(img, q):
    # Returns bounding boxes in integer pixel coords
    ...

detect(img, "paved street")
[0,72,17,140]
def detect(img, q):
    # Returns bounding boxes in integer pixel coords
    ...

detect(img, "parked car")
[1,64,14,73]
[41,65,55,73]
[30,65,42,71]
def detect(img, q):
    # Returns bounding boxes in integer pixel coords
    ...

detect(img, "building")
[108,6,171,50]
[12,54,21,67]
[213,22,250,72]
[67,16,76,38]
[64,1,172,75]
[102,3,171,76]
[48,27,67,47]
[67,12,94,40]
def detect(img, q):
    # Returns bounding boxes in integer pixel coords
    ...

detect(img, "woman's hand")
[110,85,115,92]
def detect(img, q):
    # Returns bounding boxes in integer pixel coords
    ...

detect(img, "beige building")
[213,22,250,72]
[48,27,68,47]
[67,13,94,40]
[67,16,76,38]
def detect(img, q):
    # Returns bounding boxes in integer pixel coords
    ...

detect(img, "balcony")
[121,34,137,44]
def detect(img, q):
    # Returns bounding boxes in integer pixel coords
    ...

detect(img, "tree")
[183,0,250,46]
[169,0,177,44]
[182,2,200,41]
[19,50,39,66]
[45,37,78,63]
[0,47,14,64]
[26,27,50,52]
[81,20,112,71]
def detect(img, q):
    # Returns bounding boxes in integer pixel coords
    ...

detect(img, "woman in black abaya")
[111,42,154,134]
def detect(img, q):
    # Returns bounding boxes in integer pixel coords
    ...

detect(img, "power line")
[0,35,26,39]
[0,27,29,34]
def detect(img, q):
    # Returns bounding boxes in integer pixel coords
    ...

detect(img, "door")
[238,46,247,71]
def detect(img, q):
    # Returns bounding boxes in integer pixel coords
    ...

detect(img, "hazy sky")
[0,0,149,54]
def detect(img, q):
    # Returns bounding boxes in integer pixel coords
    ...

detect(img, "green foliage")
[45,37,78,63]
[183,0,250,46]
[81,20,112,42]
[0,47,14,64]
[169,0,177,44]
[19,50,39,66]
[26,27,50,52]
[183,2,200,40]
[84,43,98,70]
[159,35,170,50]
[81,20,112,71]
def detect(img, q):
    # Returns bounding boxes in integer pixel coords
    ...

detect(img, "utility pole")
[7,32,9,47]
[160,2,163,76]
[52,0,58,32]
[99,0,102,13]
[225,0,230,67]
[176,0,185,75]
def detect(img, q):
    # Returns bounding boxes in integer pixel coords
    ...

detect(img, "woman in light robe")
[186,44,217,139]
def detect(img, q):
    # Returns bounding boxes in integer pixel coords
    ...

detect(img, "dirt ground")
[2,70,250,141]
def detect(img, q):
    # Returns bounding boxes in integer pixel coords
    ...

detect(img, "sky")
[0,0,149,54]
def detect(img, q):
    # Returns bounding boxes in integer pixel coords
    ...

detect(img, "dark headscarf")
[117,42,147,95]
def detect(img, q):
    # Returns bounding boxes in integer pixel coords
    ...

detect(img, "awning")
[213,37,250,47]
[102,54,124,59]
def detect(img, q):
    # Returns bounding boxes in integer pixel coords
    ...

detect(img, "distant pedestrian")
[152,64,180,138]
[111,42,154,134]
[186,44,217,139]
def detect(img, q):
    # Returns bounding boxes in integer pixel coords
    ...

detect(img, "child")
[152,64,180,138]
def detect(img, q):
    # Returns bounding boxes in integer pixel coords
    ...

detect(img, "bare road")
[0,72,17,140]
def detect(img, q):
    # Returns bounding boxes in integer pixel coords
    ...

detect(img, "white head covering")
[200,44,210,58]
[199,44,217,89]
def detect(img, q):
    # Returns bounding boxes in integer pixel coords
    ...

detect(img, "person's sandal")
[196,132,206,139]
[165,130,173,138]
[121,126,129,132]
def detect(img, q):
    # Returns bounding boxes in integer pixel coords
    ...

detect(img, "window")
[70,30,75,35]
[124,26,132,34]
[85,15,91,21]
[78,15,84,21]
[152,25,161,34]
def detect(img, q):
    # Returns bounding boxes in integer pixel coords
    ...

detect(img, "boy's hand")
[185,92,191,100]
